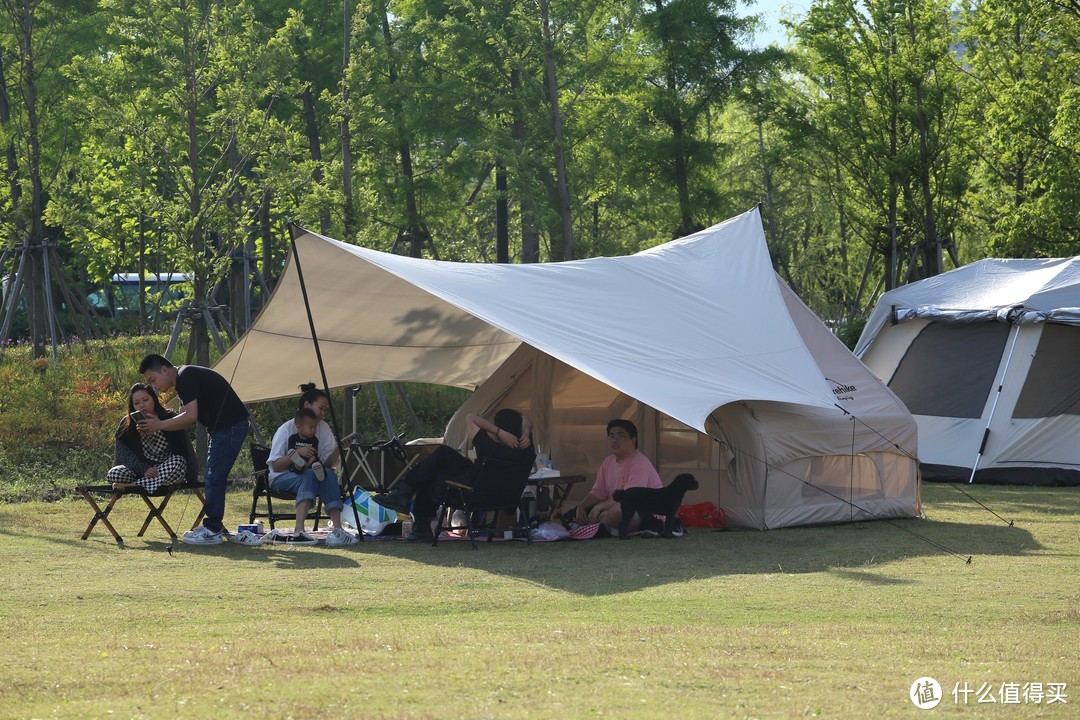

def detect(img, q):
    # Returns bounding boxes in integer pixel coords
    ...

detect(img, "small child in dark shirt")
[286,411,325,480]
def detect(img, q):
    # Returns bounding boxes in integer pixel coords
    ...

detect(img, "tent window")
[887,322,1009,418]
[657,415,719,469]
[1013,324,1080,418]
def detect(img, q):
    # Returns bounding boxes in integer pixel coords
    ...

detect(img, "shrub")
[0,335,472,501]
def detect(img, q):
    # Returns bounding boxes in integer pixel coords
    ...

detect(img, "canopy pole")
[289,224,341,439]
[968,326,1022,484]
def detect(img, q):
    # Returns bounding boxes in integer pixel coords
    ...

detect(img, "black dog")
[612,473,698,539]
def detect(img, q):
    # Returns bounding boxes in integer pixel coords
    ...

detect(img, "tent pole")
[374,382,395,438]
[289,224,341,439]
[968,325,1022,484]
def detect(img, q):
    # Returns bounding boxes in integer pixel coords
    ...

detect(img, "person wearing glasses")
[571,419,662,534]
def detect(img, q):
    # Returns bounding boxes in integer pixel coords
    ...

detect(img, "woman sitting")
[107,382,197,492]
[375,409,535,542]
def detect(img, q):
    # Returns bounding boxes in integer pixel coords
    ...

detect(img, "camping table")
[530,474,587,520]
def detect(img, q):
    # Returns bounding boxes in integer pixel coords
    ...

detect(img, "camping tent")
[855,257,1080,486]
[215,208,920,528]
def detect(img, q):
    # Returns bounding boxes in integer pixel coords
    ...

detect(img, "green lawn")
[1,484,1076,719]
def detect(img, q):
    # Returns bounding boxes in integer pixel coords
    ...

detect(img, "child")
[267,407,357,545]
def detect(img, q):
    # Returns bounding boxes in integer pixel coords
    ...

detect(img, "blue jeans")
[201,421,249,532]
[270,467,343,512]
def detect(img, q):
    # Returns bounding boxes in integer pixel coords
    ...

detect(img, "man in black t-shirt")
[375,409,535,542]
[138,354,250,545]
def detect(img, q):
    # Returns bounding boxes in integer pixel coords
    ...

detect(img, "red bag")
[677,502,726,529]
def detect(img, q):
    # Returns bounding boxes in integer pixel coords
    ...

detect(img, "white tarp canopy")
[856,257,1080,485]
[217,207,921,527]
[218,209,838,429]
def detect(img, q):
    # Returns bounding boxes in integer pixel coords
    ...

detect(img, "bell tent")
[855,257,1080,486]
[215,208,920,528]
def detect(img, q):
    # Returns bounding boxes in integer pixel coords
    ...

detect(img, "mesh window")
[887,322,1009,418]
[1013,324,1080,417]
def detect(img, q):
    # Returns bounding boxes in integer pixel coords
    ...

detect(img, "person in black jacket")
[376,409,535,542]
[107,382,197,492]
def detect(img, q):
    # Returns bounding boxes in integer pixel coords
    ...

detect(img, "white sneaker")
[231,529,263,546]
[325,527,359,546]
[182,526,224,545]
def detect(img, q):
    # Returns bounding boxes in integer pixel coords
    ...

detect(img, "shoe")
[374,491,412,515]
[182,526,224,545]
[231,529,263,546]
[404,526,434,543]
[667,518,687,538]
[283,531,318,545]
[640,516,663,539]
[325,527,360,546]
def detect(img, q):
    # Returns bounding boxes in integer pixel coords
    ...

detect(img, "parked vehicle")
[86,272,190,319]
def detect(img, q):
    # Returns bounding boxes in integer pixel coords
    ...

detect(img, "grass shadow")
[0,489,1056,596]
[364,517,1042,595]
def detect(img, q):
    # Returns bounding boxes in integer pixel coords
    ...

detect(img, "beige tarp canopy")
[216,208,921,528]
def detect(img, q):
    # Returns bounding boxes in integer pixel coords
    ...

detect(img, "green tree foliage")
[635,0,774,238]
[793,0,971,291]
[53,0,298,357]
[0,0,1074,347]
[962,0,1080,255]
[0,0,101,352]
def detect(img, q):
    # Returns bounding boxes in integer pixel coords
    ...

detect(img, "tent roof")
[215,208,839,433]
[855,257,1080,356]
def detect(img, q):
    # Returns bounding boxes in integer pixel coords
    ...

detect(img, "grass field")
[1,484,1076,719]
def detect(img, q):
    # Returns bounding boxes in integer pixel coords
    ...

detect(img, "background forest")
[0,0,1077,362]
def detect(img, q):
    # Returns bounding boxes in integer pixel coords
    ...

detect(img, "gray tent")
[856,257,1080,485]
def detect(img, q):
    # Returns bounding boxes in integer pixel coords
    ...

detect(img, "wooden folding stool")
[77,481,207,544]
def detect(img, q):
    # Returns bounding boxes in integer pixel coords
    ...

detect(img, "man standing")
[573,419,662,534]
[138,354,249,545]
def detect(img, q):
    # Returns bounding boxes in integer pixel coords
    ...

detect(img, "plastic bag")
[676,502,726,529]
[340,486,400,536]
[529,520,571,541]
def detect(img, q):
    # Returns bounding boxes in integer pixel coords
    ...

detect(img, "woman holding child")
[265,383,358,546]
[108,383,198,492]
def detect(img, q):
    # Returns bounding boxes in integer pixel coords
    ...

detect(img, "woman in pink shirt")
[573,419,662,534]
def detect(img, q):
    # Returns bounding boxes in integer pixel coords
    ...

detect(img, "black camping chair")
[432,455,536,550]
[248,443,326,531]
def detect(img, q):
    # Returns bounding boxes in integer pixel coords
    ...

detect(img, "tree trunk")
[512,69,539,263]
[15,0,47,357]
[303,86,332,235]
[906,5,942,278]
[541,0,573,260]
[0,53,22,238]
[340,0,356,240]
[495,160,508,263]
[377,0,428,258]
[181,0,210,367]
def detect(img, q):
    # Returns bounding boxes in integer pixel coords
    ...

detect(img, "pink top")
[587,450,662,501]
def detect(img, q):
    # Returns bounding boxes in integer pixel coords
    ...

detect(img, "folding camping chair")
[432,455,536,550]
[77,480,208,544]
[340,435,413,492]
[248,443,326,531]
